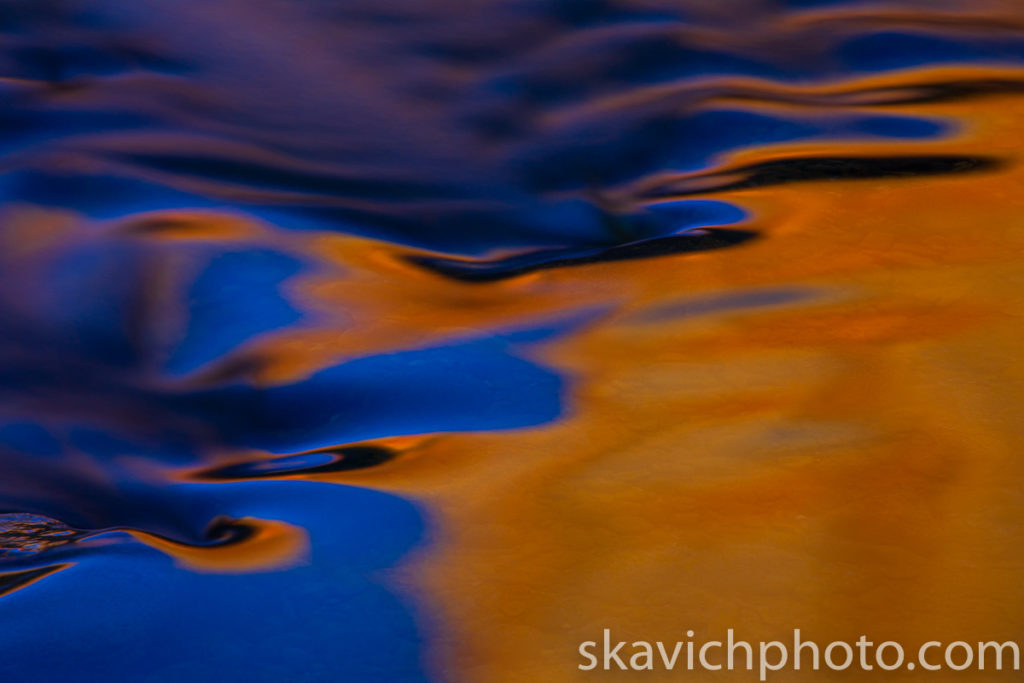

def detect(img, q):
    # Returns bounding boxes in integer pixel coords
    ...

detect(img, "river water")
[1,1,1024,681]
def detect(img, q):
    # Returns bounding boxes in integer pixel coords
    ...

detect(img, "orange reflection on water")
[293,68,1024,681]
[128,518,309,574]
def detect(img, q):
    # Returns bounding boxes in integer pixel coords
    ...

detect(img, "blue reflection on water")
[0,482,430,683]
[0,0,1022,679]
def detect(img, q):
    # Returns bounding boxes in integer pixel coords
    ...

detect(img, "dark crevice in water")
[690,77,1024,110]
[195,445,398,481]
[852,78,1024,105]
[641,154,1002,199]
[105,152,479,204]
[407,227,758,282]
[203,516,256,545]
[0,564,69,597]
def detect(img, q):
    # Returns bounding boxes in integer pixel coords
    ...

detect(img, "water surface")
[2,1,1024,680]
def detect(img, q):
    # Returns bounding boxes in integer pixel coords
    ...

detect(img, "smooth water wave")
[2,1,1024,681]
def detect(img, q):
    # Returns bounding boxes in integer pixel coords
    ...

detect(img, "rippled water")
[3,1,1024,680]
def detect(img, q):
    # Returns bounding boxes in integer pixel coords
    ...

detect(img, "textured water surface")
[2,1,1024,681]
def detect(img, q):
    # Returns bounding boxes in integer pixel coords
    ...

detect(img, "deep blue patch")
[0,481,430,683]
[167,249,306,375]
[42,243,148,367]
[841,32,1024,72]
[847,115,946,139]
[0,171,221,219]
[0,422,61,458]
[186,333,565,453]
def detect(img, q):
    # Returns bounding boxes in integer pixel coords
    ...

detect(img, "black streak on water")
[408,228,759,283]
[204,516,257,544]
[644,155,1002,199]
[0,564,70,597]
[195,445,398,481]
[861,79,1024,106]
